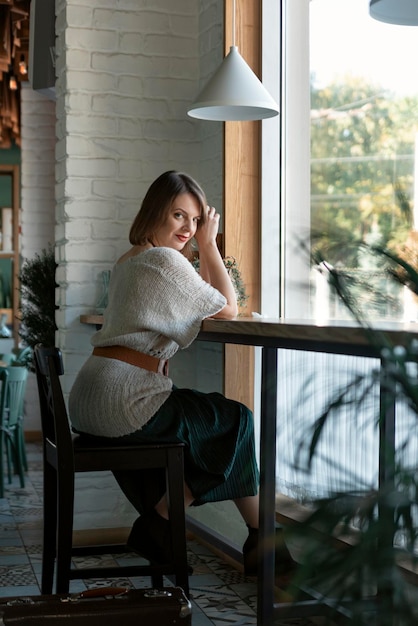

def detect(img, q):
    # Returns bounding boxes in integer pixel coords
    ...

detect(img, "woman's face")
[152,193,201,251]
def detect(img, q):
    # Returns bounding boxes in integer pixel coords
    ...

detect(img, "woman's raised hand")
[193,205,238,319]
[195,205,220,249]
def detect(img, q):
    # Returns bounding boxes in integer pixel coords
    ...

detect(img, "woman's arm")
[195,206,238,319]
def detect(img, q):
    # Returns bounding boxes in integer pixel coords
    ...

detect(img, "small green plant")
[18,246,58,370]
[192,255,248,311]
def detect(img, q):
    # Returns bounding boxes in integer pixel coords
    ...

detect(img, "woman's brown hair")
[129,171,208,259]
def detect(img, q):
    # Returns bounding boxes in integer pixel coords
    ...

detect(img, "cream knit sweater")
[69,247,226,437]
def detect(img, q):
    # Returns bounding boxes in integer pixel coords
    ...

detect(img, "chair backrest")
[4,366,28,429]
[34,345,74,472]
[13,346,33,368]
[0,353,16,366]
[0,369,8,428]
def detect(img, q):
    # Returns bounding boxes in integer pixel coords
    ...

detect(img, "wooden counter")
[80,314,104,327]
[81,313,418,350]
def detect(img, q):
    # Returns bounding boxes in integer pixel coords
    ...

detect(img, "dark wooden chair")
[34,344,189,596]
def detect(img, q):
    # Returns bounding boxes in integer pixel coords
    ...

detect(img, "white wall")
[20,84,56,433]
[53,0,223,400]
[17,0,256,545]
[43,0,224,531]
[20,86,56,261]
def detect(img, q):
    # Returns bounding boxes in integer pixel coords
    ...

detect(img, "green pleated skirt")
[111,387,260,513]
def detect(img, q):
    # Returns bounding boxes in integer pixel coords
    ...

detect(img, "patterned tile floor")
[0,442,319,625]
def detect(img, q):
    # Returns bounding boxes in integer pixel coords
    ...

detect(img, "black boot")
[243,525,297,577]
[242,526,259,576]
[127,509,173,564]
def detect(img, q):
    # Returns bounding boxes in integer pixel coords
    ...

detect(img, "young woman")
[69,170,294,576]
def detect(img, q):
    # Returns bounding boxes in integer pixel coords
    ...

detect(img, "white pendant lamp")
[369,0,418,25]
[187,0,279,121]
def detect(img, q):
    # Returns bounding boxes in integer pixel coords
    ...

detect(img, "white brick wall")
[20,84,56,433]
[20,85,56,261]
[20,0,223,422]
[54,0,223,398]
[19,0,225,531]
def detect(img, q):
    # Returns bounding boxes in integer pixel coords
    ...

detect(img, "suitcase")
[0,586,191,625]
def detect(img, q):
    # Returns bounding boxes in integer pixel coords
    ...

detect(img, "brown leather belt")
[92,346,168,375]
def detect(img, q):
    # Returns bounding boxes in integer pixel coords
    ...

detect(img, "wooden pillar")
[223,0,261,410]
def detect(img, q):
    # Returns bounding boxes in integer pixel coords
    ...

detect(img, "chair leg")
[18,420,28,471]
[55,472,75,594]
[5,437,12,484]
[12,431,25,488]
[151,573,164,588]
[41,461,57,594]
[20,428,28,472]
[0,432,4,498]
[5,432,25,488]
[166,447,189,597]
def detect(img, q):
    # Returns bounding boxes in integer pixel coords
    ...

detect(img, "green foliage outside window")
[311,75,418,268]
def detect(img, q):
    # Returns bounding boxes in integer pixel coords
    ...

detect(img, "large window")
[275,0,418,323]
[261,0,418,501]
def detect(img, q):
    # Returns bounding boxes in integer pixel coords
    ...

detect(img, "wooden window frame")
[223,0,261,411]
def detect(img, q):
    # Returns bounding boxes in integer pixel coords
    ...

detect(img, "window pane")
[309,0,418,322]
[275,0,418,506]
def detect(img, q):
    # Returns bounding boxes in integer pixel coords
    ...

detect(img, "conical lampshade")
[187,46,279,121]
[369,0,418,25]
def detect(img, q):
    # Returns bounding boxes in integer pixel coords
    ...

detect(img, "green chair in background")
[1,366,28,493]
[10,348,31,472]
[0,369,10,497]
[13,346,33,369]
[0,347,33,368]
[0,353,17,366]
[0,349,32,475]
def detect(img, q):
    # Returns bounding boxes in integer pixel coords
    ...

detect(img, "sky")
[310,0,418,96]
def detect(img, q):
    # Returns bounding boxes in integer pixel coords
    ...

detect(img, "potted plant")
[192,255,248,311]
[18,246,58,371]
[283,243,418,625]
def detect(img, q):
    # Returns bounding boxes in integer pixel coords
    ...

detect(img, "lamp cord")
[232,0,236,47]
